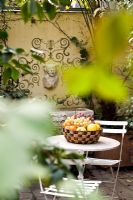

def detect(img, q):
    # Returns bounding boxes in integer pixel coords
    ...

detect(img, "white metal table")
[47,135,120,152]
[47,135,120,179]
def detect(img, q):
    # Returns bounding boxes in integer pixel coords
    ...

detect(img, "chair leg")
[44,194,56,200]
[53,195,56,200]
[44,194,48,200]
[77,163,84,180]
[111,162,121,200]
[110,166,115,180]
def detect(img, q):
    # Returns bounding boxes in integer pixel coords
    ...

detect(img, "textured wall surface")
[1,12,91,108]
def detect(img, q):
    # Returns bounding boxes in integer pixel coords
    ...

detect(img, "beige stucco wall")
[2,12,91,108]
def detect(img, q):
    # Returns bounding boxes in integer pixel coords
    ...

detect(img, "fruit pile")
[63,113,101,132]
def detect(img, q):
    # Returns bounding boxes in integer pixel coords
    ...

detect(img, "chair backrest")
[95,120,128,135]
[95,120,128,162]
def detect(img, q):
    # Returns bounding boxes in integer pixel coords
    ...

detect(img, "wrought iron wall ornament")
[18,56,40,92]
[43,94,83,107]
[32,37,70,63]
[18,36,87,107]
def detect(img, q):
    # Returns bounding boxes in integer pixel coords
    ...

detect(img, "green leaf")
[0,99,51,198]
[2,68,11,85]
[36,2,44,21]
[95,11,133,66]
[43,0,56,20]
[0,30,8,40]
[63,65,128,101]
[59,0,71,6]
[32,54,45,63]
[63,66,94,96]
[11,68,20,81]
[21,64,32,74]
[11,59,20,65]
[3,63,12,69]
[94,70,128,101]
[0,45,3,49]
[21,1,30,23]
[15,48,25,54]
[12,60,32,74]
[50,0,58,5]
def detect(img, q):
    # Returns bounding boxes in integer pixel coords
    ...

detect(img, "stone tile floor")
[19,166,133,200]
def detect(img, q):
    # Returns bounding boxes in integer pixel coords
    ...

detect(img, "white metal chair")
[39,177,101,199]
[84,120,128,200]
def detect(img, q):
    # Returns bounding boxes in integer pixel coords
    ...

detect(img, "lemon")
[95,123,101,130]
[87,123,98,131]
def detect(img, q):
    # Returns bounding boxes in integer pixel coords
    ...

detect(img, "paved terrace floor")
[19,166,133,200]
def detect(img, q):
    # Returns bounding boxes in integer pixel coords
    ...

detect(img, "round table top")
[47,135,120,152]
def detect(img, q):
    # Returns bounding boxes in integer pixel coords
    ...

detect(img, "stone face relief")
[42,62,59,89]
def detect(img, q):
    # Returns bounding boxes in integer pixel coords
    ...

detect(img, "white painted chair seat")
[85,157,120,166]
[62,157,120,166]
[39,177,101,198]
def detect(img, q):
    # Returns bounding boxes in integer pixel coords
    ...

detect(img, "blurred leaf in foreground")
[95,11,133,66]
[0,98,54,198]
[63,65,128,101]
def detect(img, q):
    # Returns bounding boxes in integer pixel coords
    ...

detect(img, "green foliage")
[0,86,30,99]
[21,1,30,23]
[63,64,128,101]
[43,0,57,20]
[117,97,133,129]
[31,54,45,63]
[2,68,12,84]
[0,30,8,40]
[59,0,71,7]
[2,0,73,22]
[63,11,133,102]
[36,1,44,21]
[11,67,20,81]
[70,37,89,64]
[0,47,32,85]
[95,11,133,66]
[15,48,25,54]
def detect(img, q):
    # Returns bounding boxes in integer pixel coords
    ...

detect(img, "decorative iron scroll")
[43,94,84,107]
[32,37,70,64]
[18,56,40,92]
[18,37,86,107]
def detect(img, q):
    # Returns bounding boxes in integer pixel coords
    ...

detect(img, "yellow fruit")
[83,121,88,127]
[76,127,86,131]
[65,126,70,130]
[87,123,98,131]
[95,123,101,130]
[69,125,77,131]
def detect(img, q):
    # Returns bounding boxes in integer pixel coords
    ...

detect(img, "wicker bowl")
[63,128,102,144]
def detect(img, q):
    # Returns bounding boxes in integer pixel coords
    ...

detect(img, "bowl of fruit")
[62,113,102,144]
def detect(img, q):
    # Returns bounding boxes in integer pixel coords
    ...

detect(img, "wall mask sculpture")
[43,60,59,89]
